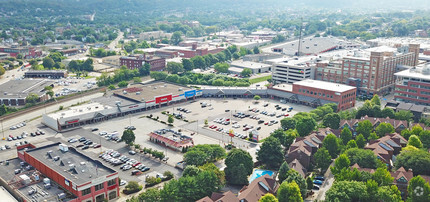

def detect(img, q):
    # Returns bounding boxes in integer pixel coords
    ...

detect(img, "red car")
[226,119,230,121]
[284,114,289,117]
[213,125,217,129]
[93,144,101,148]
[264,122,269,125]
[132,162,141,167]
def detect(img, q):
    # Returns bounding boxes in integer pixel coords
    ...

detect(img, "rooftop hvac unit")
[53,156,60,161]
[69,164,75,170]
[80,162,86,166]
[43,178,50,185]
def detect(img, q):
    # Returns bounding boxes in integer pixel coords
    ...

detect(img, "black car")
[76,144,84,148]
[256,127,261,130]
[258,120,265,124]
[5,145,10,149]
[30,133,36,137]
[84,141,93,145]
[91,128,99,132]
[282,108,287,111]
[141,167,150,172]
[79,137,86,142]
[263,104,269,107]
[82,145,89,150]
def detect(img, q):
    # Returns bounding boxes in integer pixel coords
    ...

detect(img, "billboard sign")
[184,90,196,98]
[155,94,172,104]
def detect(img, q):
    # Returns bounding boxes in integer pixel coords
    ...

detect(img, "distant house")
[350,163,375,174]
[196,174,279,202]
[196,191,238,202]
[340,116,408,134]
[364,133,407,167]
[286,128,339,175]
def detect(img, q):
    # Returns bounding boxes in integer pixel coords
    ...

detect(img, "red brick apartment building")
[0,46,42,59]
[120,54,166,71]
[315,44,420,95]
[292,79,357,110]
[18,142,119,202]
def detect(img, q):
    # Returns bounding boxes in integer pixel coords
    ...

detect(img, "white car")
[68,138,78,143]
[120,180,127,186]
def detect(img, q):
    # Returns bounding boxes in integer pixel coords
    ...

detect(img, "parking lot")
[51,76,97,97]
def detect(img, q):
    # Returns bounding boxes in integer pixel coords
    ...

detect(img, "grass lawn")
[250,75,271,84]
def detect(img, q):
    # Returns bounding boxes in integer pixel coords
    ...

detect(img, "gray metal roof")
[0,79,54,99]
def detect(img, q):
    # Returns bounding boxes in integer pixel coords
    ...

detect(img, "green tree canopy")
[166,62,184,74]
[121,129,135,145]
[326,180,367,202]
[225,149,253,185]
[340,127,353,145]
[280,117,296,131]
[214,62,229,73]
[182,58,194,71]
[278,161,290,183]
[241,68,252,77]
[170,31,183,45]
[285,169,307,197]
[356,134,366,148]
[395,149,430,176]
[356,120,373,140]
[323,134,340,158]
[375,122,394,137]
[420,130,430,149]
[277,181,303,202]
[407,175,430,202]
[381,107,395,118]
[25,93,39,104]
[295,116,316,136]
[259,193,278,202]
[408,135,423,148]
[344,148,379,169]
[314,147,332,172]
[257,136,284,169]
[372,168,394,186]
[323,113,340,129]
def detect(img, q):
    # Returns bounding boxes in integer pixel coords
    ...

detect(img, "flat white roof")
[293,79,356,92]
[0,186,17,202]
[395,66,430,80]
[230,60,271,69]
[48,102,111,119]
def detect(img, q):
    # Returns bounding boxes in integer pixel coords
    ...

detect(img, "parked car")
[141,167,150,172]
[93,144,101,148]
[312,185,320,190]
[91,128,99,132]
[314,176,325,181]
[313,180,323,185]
[82,145,90,150]
[79,137,86,142]
[68,138,78,143]
[128,150,136,155]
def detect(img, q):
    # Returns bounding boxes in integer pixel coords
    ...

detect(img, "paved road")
[108,31,124,53]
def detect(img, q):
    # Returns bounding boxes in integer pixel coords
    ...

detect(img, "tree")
[182,59,194,71]
[412,125,424,136]
[369,132,379,141]
[344,148,379,169]
[253,46,260,54]
[132,77,142,83]
[184,150,208,167]
[42,57,55,69]
[407,176,430,202]
[241,68,252,77]
[420,130,430,149]
[333,154,350,173]
[375,122,394,137]
[395,110,413,122]
[253,95,261,101]
[225,149,253,185]
[284,170,307,197]
[381,107,395,118]
[25,93,39,104]
[0,104,7,116]
[346,140,358,149]
[277,181,303,202]
[306,177,313,190]
[0,66,5,76]
[199,163,225,188]
[191,56,206,69]
[323,134,340,158]
[340,127,353,145]
[121,129,135,145]
[232,52,240,60]
[314,147,332,172]
[170,31,183,45]
[183,165,201,177]
[257,137,284,169]
[166,62,184,74]
[259,193,278,202]
[118,81,128,88]
[395,149,430,175]
[377,185,402,202]
[280,117,296,130]
[326,181,367,202]
[408,135,423,148]
[278,161,290,183]
[138,188,161,202]
[214,62,229,73]
[108,85,116,90]
[356,134,366,148]
[372,168,394,186]
[295,116,316,136]
[323,113,340,129]
[371,94,381,106]
[184,145,226,166]
[168,115,174,124]
[46,90,54,98]
[357,120,373,140]
[401,129,413,140]
[125,181,142,193]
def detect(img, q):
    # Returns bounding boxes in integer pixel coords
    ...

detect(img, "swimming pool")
[249,169,274,183]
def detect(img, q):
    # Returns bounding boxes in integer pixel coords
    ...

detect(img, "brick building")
[119,54,166,71]
[0,46,42,59]
[394,63,430,106]
[292,79,357,111]
[315,44,420,95]
[18,142,119,202]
